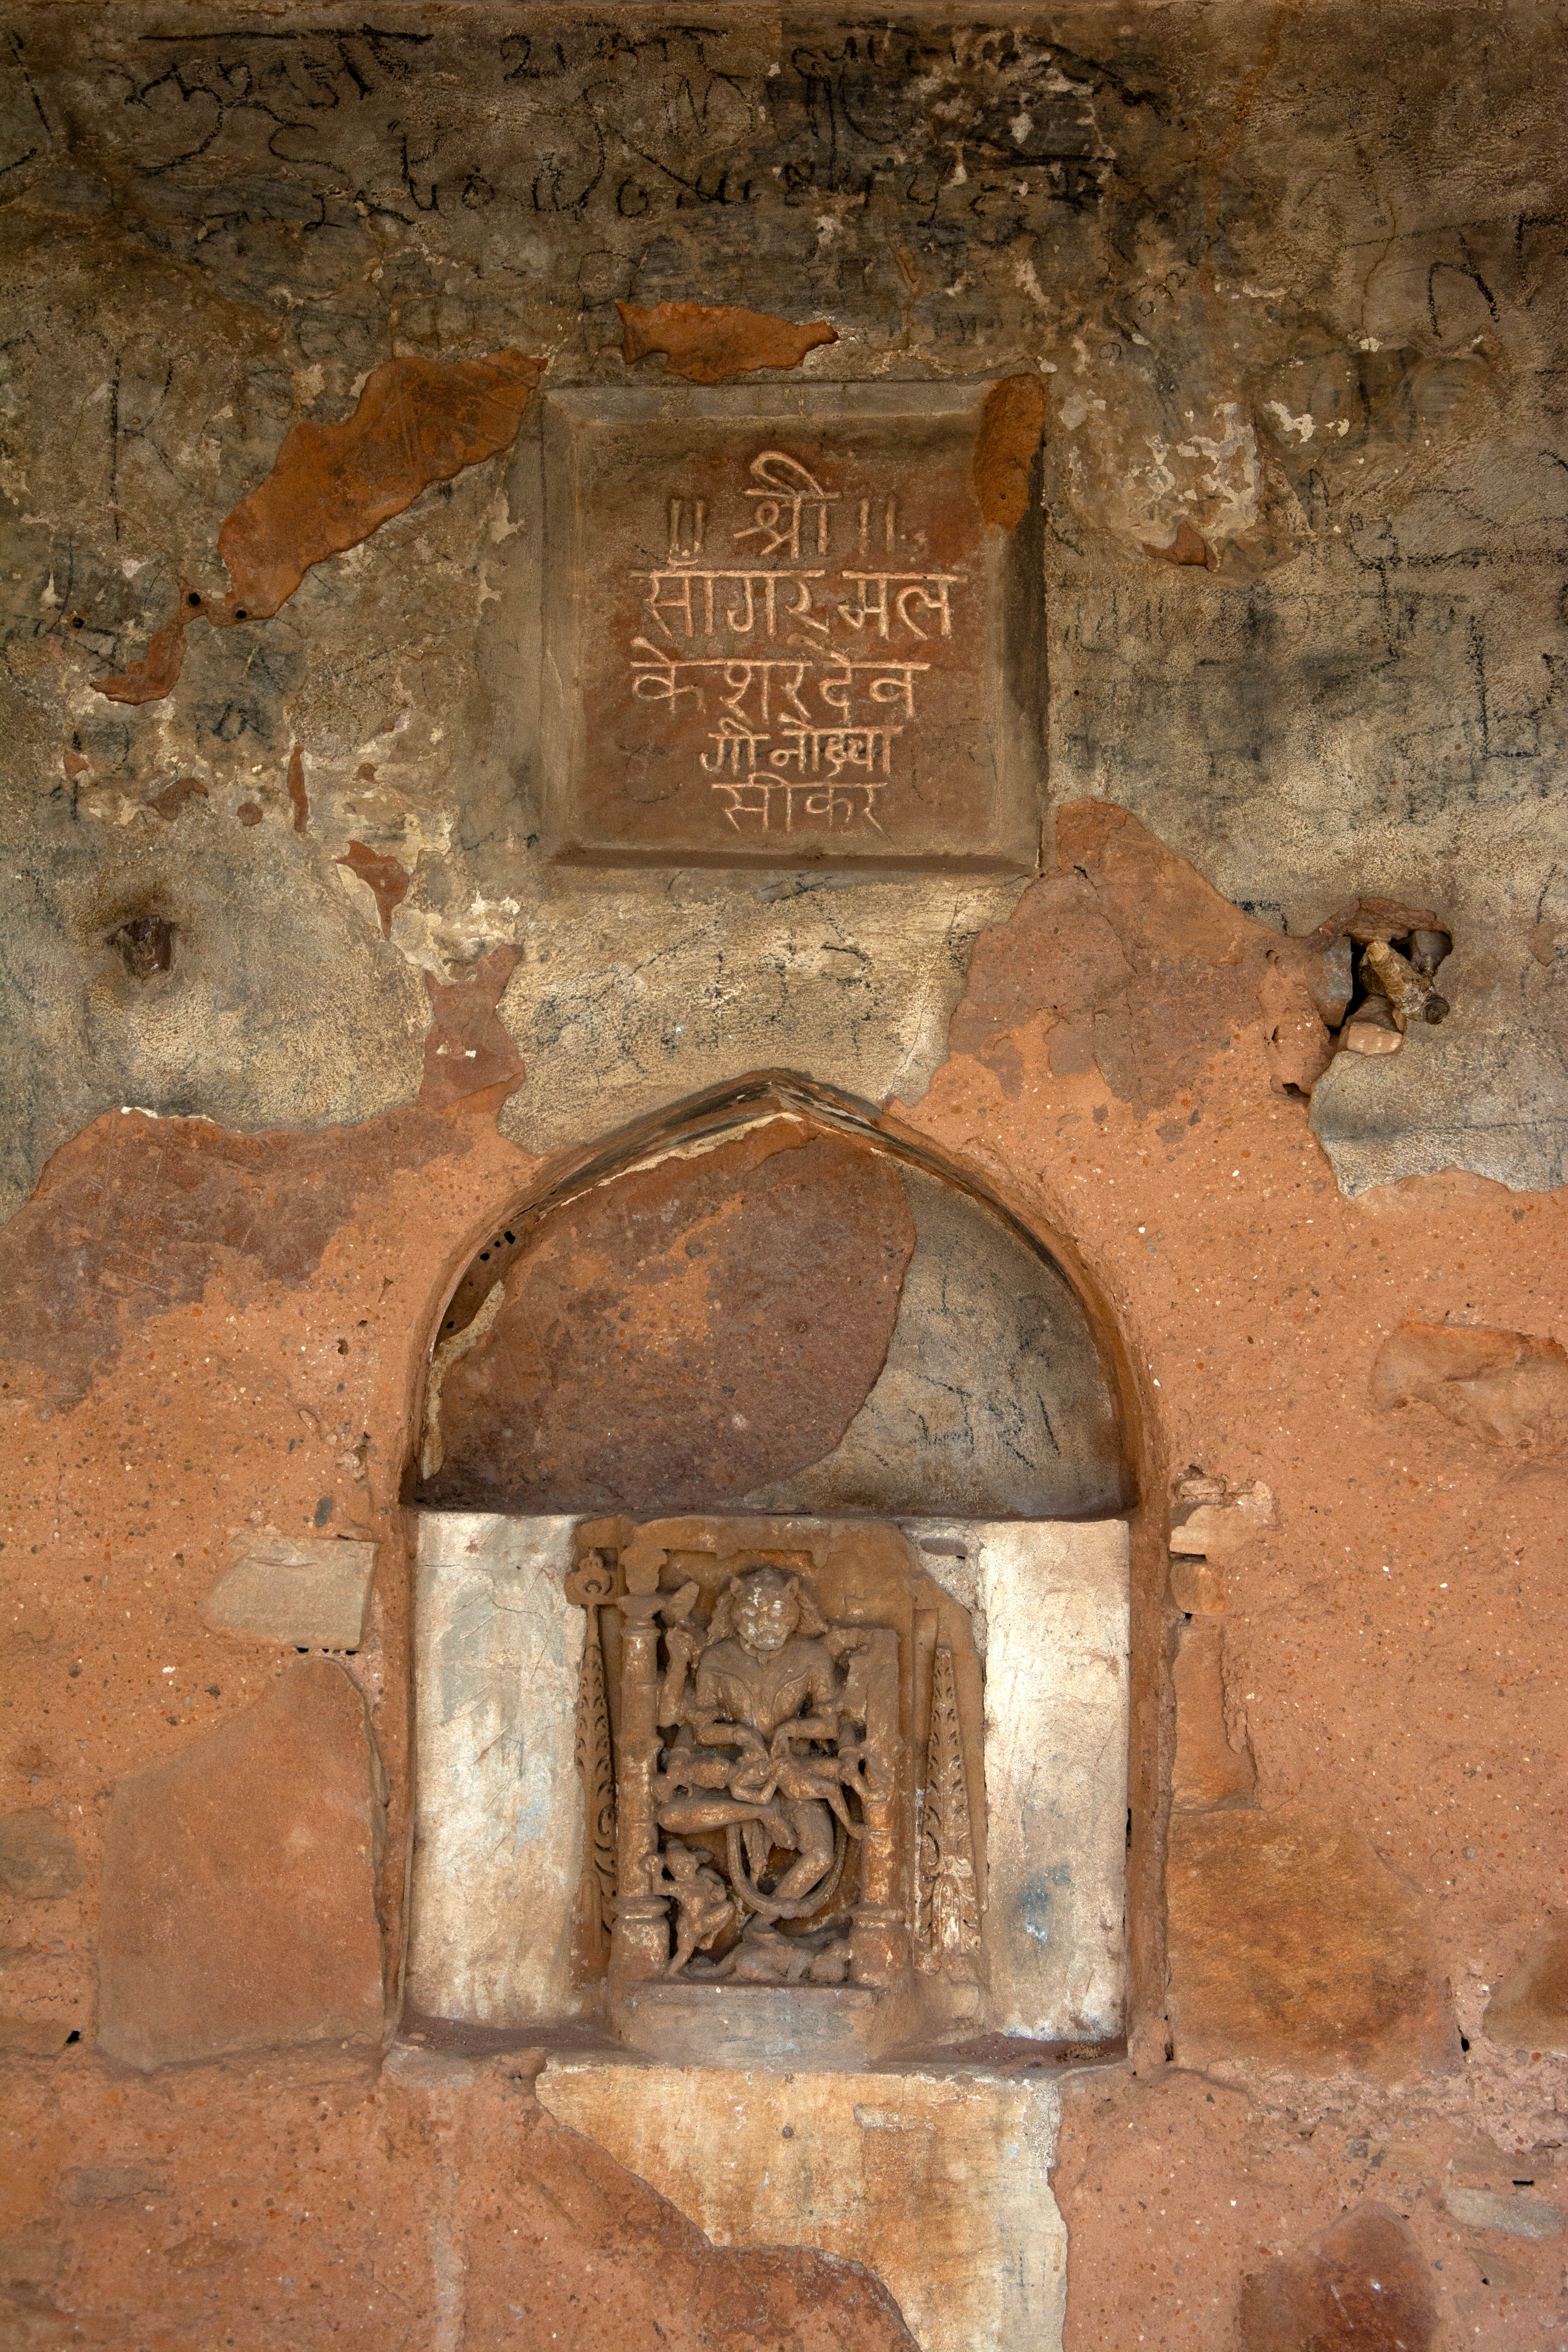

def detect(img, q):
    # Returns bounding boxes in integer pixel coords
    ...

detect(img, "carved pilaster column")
[565,1552,617,1980]
[609,1592,670,1982]
[848,1626,907,1988]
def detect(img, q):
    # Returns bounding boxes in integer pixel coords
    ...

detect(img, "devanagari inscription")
[620,443,972,840]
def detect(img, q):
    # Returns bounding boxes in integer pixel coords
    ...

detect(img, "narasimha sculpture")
[565,1518,982,2001]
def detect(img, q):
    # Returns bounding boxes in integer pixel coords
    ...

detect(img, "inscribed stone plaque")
[540,383,1043,869]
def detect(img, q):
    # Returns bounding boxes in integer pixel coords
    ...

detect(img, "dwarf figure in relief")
[657,1841,736,1975]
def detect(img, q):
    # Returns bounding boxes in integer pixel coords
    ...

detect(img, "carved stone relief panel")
[537,383,1043,870]
[406,1511,1129,2068]
[566,1514,985,2066]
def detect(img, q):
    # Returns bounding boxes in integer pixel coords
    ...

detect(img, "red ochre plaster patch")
[893,795,1568,2114]
[94,350,542,704]
[1,788,1564,2352]
[336,840,411,940]
[425,1120,915,1514]
[0,1104,481,1408]
[971,374,1049,529]
[417,946,524,1114]
[617,299,837,383]
[948,797,1343,1112]
[0,2056,916,2350]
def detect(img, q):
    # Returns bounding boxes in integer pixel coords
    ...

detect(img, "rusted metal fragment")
[285,743,309,832]
[216,350,543,621]
[97,607,193,705]
[971,374,1048,529]
[141,778,207,822]
[616,300,836,385]
[417,945,523,1112]
[949,797,1345,1109]
[0,1106,467,1407]
[336,839,410,939]
[1142,516,1216,567]
[422,1123,915,1513]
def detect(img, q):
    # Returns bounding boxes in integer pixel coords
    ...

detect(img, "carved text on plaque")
[543,387,1039,868]
[626,446,968,843]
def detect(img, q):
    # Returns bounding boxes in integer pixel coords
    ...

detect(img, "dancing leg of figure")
[768,1799,835,1902]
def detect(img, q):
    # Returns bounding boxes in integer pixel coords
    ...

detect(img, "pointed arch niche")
[404,1074,1134,2077]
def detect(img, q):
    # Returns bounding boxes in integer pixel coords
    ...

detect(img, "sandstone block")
[0,2016,74,2054]
[1169,1553,1226,1613]
[460,2071,917,2352]
[978,1520,1130,2043]
[97,1659,385,2070]
[1483,1916,1568,2050]
[1169,1483,1275,1560]
[0,1810,83,1899]
[1167,1806,1449,2074]
[404,1514,585,2029]
[1240,2203,1437,2351]
[538,2058,1064,2352]
[58,2165,165,2205]
[1373,1319,1568,1455]
[1171,1619,1255,1809]
[1445,2186,1563,2238]
[202,1534,377,1649]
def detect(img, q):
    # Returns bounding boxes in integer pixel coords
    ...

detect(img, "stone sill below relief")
[404,1512,1131,2067]
[393,2016,1128,2084]
[534,2055,1069,2352]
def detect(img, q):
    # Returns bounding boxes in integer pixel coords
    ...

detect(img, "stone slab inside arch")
[413,1097,1127,1519]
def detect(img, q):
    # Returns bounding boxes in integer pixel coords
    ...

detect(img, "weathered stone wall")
[2,6,1565,2348]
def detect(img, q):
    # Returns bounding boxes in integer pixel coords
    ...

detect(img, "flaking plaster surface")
[2,7,1567,2350]
[0,1,1563,1212]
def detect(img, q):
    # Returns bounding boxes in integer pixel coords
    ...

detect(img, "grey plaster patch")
[977,1521,1129,2043]
[1310,995,1568,1197]
[747,1165,1125,1517]
[404,1512,589,2030]
[495,872,1017,1159]
[203,1535,378,1651]
[2,5,1565,1220]
[0,797,428,1223]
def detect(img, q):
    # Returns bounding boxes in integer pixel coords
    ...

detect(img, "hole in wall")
[108,915,174,978]
[1333,925,1452,1059]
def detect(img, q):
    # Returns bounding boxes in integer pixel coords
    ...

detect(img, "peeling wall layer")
[0,1,1562,1214]
[0,5,1566,2351]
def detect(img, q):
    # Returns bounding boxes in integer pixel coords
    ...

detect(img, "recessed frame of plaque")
[538,381,1044,871]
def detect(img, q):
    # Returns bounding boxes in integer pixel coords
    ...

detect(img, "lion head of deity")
[707,1565,829,1658]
